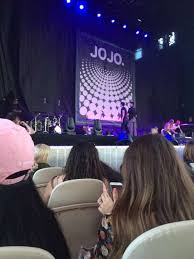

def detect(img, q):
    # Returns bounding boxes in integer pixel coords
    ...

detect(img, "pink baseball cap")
[0,119,34,184]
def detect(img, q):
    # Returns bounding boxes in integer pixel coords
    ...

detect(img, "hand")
[20,121,35,135]
[97,184,119,216]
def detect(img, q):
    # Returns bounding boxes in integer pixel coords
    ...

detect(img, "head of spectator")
[0,119,70,258]
[64,141,104,181]
[184,141,194,165]
[6,111,21,125]
[100,161,122,183]
[43,141,106,203]
[35,144,51,165]
[110,134,194,258]
[0,119,34,184]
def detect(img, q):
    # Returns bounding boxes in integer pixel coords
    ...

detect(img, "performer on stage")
[168,119,183,135]
[128,101,137,136]
[174,120,183,135]
[120,102,128,132]
[161,122,178,144]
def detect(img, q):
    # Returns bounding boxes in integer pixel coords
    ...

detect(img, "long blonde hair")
[111,134,194,258]
[34,144,50,164]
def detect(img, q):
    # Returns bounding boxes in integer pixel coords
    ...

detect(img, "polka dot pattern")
[79,56,133,122]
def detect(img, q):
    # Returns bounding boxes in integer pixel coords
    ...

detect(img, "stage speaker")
[65,117,76,135]
[93,120,102,136]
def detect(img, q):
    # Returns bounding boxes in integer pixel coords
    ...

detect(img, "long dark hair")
[0,178,70,259]
[64,142,104,181]
[184,141,194,164]
[111,134,194,258]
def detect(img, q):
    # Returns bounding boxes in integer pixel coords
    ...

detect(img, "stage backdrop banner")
[76,32,135,124]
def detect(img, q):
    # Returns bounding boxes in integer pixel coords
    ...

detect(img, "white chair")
[48,179,103,259]
[33,167,63,196]
[122,220,194,259]
[190,163,194,171]
[0,246,55,259]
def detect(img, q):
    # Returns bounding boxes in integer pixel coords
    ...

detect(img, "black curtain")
[0,0,76,116]
[0,0,21,102]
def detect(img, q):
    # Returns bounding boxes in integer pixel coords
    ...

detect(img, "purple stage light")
[123,24,127,29]
[97,13,101,18]
[144,33,148,38]
[66,0,71,3]
[111,19,115,24]
[136,30,140,35]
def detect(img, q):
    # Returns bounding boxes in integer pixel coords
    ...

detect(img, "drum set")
[28,113,63,134]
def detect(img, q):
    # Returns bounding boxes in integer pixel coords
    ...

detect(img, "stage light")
[97,13,101,18]
[111,19,115,24]
[79,4,84,10]
[123,24,127,29]
[144,33,148,38]
[66,0,71,3]
[54,125,62,134]
[136,30,140,35]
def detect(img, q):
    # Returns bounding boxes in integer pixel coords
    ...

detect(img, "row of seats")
[3,220,194,259]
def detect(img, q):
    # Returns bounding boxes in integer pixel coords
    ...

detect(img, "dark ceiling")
[90,0,194,36]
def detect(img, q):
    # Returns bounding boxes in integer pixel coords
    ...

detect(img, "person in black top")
[128,101,137,136]
[120,102,128,132]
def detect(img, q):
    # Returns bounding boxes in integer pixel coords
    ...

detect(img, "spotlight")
[123,24,127,29]
[54,125,62,134]
[144,33,148,38]
[136,30,140,35]
[79,4,84,10]
[97,13,101,18]
[66,0,71,3]
[111,19,115,24]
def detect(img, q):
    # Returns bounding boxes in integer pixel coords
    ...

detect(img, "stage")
[32,133,118,146]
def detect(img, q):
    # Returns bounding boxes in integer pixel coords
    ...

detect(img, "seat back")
[33,167,63,196]
[122,220,194,259]
[48,179,103,259]
[0,247,55,259]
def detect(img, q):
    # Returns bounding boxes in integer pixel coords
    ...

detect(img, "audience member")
[31,144,51,175]
[43,142,107,203]
[183,141,194,181]
[94,134,194,258]
[0,119,70,259]
[184,141,194,167]
[6,111,35,135]
[100,161,122,183]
